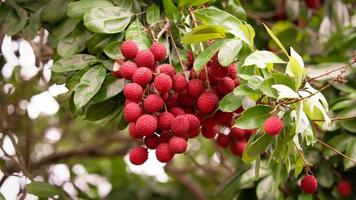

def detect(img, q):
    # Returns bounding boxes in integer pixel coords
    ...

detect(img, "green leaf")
[286,47,304,89]
[234,106,272,129]
[316,165,334,187]
[181,24,229,44]
[104,41,124,60]
[74,65,106,109]
[294,157,304,178]
[193,39,230,73]
[27,181,60,198]
[179,0,211,7]
[242,50,286,68]
[52,54,99,73]
[273,73,296,91]
[298,193,314,200]
[86,100,120,121]
[49,18,81,46]
[263,24,289,57]
[218,39,242,66]
[41,0,70,23]
[260,78,278,98]
[125,18,151,49]
[66,67,89,91]
[0,193,4,200]
[233,84,261,96]
[344,138,356,170]
[3,8,27,36]
[111,0,132,10]
[67,0,114,18]
[57,29,93,57]
[213,167,248,200]
[23,7,43,40]
[245,133,272,158]
[146,4,160,25]
[219,92,242,112]
[91,76,125,104]
[323,134,352,156]
[256,176,274,200]
[86,34,119,55]
[163,0,179,23]
[271,84,299,100]
[83,7,133,34]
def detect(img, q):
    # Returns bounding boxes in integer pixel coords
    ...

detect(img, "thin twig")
[293,141,312,168]
[155,21,170,42]
[305,60,355,83]
[317,139,356,164]
[168,29,189,80]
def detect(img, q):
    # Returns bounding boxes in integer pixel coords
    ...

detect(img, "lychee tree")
[0,0,355,199]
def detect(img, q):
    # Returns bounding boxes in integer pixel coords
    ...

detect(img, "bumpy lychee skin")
[129,147,148,165]
[185,114,201,138]
[150,42,167,62]
[197,92,219,114]
[168,136,187,154]
[129,123,141,139]
[144,134,160,149]
[215,111,233,126]
[337,180,352,197]
[159,131,172,143]
[227,64,237,79]
[120,40,138,60]
[143,94,164,112]
[166,93,178,108]
[158,64,175,78]
[135,114,157,136]
[132,67,153,86]
[177,91,194,107]
[171,115,190,137]
[217,133,229,148]
[124,102,142,122]
[154,74,172,93]
[120,61,137,80]
[123,83,143,103]
[135,50,155,68]
[230,141,246,156]
[188,79,204,97]
[202,125,218,139]
[169,107,185,116]
[172,74,187,92]
[187,50,195,66]
[301,175,318,194]
[158,112,174,130]
[218,77,235,96]
[230,127,245,139]
[264,116,283,136]
[156,143,174,163]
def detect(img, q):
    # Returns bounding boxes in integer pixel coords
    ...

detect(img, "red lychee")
[188,79,204,97]
[168,136,187,154]
[159,131,172,143]
[338,180,352,197]
[124,102,142,122]
[178,91,194,107]
[132,67,153,86]
[129,147,148,165]
[187,50,194,67]
[171,115,190,137]
[166,93,178,108]
[230,141,246,156]
[120,40,138,60]
[156,143,174,163]
[264,116,283,136]
[173,74,187,92]
[301,175,318,194]
[119,61,137,80]
[158,112,174,130]
[150,42,167,62]
[197,92,219,114]
[202,125,218,139]
[217,133,230,148]
[144,134,160,149]
[128,123,142,139]
[135,50,155,68]
[112,61,123,79]
[305,0,320,9]
[230,127,245,139]
[215,111,233,126]
[154,73,172,93]
[123,83,143,103]
[158,64,175,78]
[227,64,237,79]
[169,107,185,116]
[135,114,157,136]
[185,114,201,138]
[143,94,164,112]
[218,77,235,96]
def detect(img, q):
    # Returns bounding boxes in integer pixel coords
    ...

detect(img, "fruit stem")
[293,140,312,168]
[168,29,189,81]
[317,139,356,164]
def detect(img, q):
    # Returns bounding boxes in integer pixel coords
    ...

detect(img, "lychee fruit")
[123,83,143,103]
[185,114,201,138]
[112,61,123,79]
[150,42,167,62]
[217,133,230,148]
[135,50,155,68]
[166,93,178,108]
[171,115,190,137]
[168,136,187,154]
[135,114,157,136]
[177,91,194,107]
[120,61,137,80]
[143,94,164,112]
[337,180,351,197]
[264,116,283,136]
[154,73,172,93]
[158,112,174,130]
[120,40,138,60]
[301,175,318,194]
[227,64,237,79]
[132,67,153,86]
[144,134,160,149]
[305,0,320,9]
[159,131,172,143]
[156,143,174,163]
[188,79,204,97]
[218,77,235,96]
[158,64,175,78]
[202,125,218,138]
[129,147,148,165]
[187,50,194,66]
[197,92,219,114]
[128,123,141,139]
[172,74,187,92]
[123,102,142,122]
[230,141,246,156]
[169,107,185,116]
[230,128,245,139]
[215,111,233,126]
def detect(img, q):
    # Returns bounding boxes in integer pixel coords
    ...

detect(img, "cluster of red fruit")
[112,40,258,165]
[300,175,352,197]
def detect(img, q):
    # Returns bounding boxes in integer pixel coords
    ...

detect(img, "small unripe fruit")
[135,50,155,68]
[135,114,157,136]
[143,94,164,112]
[337,180,352,197]
[150,42,167,62]
[230,128,245,139]
[264,116,283,136]
[230,141,246,156]
[129,123,141,139]
[120,61,137,80]
[301,175,318,194]
[168,136,187,154]
[169,107,185,116]
[217,133,229,148]
[129,147,148,165]
[121,40,138,59]
[144,134,160,149]
[188,79,204,97]
[132,67,153,86]
[123,83,143,103]
[171,115,190,137]
[154,73,172,93]
[158,112,174,130]
[158,64,175,78]
[156,143,174,163]
[124,102,142,122]
[173,74,187,92]
[197,92,219,114]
